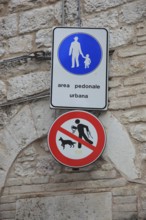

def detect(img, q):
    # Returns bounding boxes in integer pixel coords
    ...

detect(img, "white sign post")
[51,27,108,110]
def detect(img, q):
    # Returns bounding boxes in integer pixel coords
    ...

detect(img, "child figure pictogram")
[84,54,91,68]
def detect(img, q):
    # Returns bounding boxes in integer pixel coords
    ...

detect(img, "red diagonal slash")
[59,126,96,151]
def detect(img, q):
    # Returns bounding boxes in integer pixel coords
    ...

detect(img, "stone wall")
[0,0,146,219]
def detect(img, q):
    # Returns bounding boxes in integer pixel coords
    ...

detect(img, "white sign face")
[51,27,108,110]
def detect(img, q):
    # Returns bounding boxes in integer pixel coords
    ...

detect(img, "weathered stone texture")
[130,124,146,142]
[54,1,62,23]
[30,99,55,138]
[118,45,146,58]
[109,93,146,110]
[7,71,50,100]
[136,21,146,36]
[0,14,17,38]
[112,186,138,196]
[9,0,42,12]
[123,74,146,86]
[0,210,15,219]
[110,55,146,77]
[100,112,139,180]
[15,193,112,220]
[113,211,138,220]
[64,0,78,22]
[9,0,60,13]
[19,6,56,34]
[0,203,16,211]
[7,35,33,54]
[119,0,146,24]
[122,108,146,123]
[6,105,38,147]
[83,0,126,13]
[36,29,52,48]
[3,178,127,195]
[116,84,146,98]
[113,196,137,204]
[83,9,119,28]
[110,25,134,48]
[0,80,6,100]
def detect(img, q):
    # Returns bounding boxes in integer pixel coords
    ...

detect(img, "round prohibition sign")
[48,111,106,168]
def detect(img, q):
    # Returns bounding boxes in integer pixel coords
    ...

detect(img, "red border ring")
[48,111,106,168]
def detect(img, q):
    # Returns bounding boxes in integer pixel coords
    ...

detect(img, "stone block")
[124,75,146,86]
[122,108,146,123]
[9,0,60,13]
[24,146,36,156]
[19,6,55,34]
[130,124,146,142]
[3,178,126,195]
[0,104,22,129]
[0,47,5,57]
[0,14,17,38]
[30,99,55,137]
[110,93,146,109]
[99,112,139,180]
[0,129,19,168]
[119,0,146,24]
[117,87,137,98]
[7,35,33,54]
[0,80,6,100]
[118,84,146,98]
[112,186,138,196]
[7,71,50,100]
[113,203,137,212]
[15,193,112,220]
[108,78,122,88]
[113,211,138,220]
[51,172,91,183]
[83,0,126,13]
[136,21,146,36]
[14,162,36,177]
[5,177,23,187]
[9,0,41,12]
[118,45,146,58]
[110,55,146,77]
[130,94,146,108]
[113,196,137,204]
[54,1,62,24]
[30,176,49,185]
[109,98,131,110]
[64,0,78,22]
[6,105,38,147]
[83,10,119,28]
[36,29,52,48]
[0,203,16,211]
[110,26,134,48]
[0,210,16,219]
[36,155,61,176]
[90,170,117,179]
[0,195,16,204]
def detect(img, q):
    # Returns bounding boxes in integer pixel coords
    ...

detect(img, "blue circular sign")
[58,33,102,75]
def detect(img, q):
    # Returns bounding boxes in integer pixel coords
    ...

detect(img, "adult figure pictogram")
[69,36,84,68]
[71,119,93,148]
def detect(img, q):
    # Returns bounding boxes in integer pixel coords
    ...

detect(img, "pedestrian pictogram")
[58,33,102,75]
[48,111,106,168]
[51,27,108,110]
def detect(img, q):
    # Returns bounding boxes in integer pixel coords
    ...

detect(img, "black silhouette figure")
[71,119,93,148]
[59,137,76,150]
